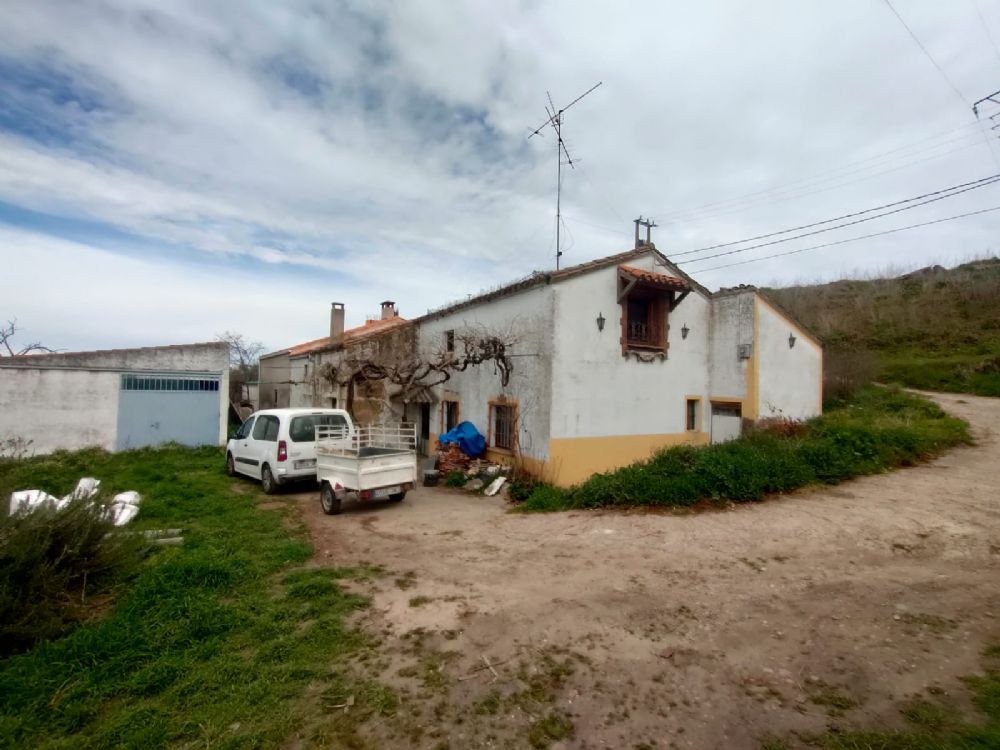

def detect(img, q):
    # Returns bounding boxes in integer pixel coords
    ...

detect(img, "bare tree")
[217,331,265,402]
[0,318,56,357]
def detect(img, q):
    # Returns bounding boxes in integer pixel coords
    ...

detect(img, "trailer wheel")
[321,482,342,515]
[389,491,406,503]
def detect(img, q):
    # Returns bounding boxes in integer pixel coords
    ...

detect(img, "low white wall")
[0,367,120,454]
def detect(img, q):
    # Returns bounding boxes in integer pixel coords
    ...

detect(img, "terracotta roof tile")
[283,316,409,357]
[618,264,689,289]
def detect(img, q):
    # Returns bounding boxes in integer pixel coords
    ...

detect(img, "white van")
[225,408,353,494]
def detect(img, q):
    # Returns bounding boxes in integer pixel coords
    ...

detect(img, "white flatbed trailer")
[315,424,418,515]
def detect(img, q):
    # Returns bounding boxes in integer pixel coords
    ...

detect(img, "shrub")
[0,496,143,655]
[444,470,466,488]
[823,347,878,405]
[519,387,969,512]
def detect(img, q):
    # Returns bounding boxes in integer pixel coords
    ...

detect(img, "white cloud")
[0,0,998,350]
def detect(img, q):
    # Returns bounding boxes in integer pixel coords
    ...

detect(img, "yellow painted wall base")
[546,432,709,487]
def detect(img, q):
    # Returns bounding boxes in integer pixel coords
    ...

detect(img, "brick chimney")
[330,302,345,341]
[380,300,398,320]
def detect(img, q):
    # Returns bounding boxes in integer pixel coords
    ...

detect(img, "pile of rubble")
[436,441,472,475]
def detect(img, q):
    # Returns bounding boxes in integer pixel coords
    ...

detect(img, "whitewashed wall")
[416,285,555,462]
[756,297,823,420]
[549,253,713,439]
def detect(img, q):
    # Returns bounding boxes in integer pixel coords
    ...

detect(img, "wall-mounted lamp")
[681,323,690,340]
[788,332,797,349]
[596,312,606,332]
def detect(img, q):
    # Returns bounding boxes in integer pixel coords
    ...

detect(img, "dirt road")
[291,391,1000,749]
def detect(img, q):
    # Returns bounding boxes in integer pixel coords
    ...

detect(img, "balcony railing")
[626,318,664,349]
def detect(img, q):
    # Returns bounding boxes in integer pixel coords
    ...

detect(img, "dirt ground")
[287,391,1000,749]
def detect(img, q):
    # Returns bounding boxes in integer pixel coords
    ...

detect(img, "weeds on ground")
[805,645,1000,749]
[444,470,466,488]
[0,445,389,749]
[515,387,970,512]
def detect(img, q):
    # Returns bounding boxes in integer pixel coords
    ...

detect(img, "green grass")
[518,387,970,512]
[805,646,1000,750]
[880,348,1000,397]
[0,445,390,749]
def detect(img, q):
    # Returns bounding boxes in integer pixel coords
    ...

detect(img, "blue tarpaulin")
[438,421,486,457]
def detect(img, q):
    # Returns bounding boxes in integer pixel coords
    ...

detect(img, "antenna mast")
[528,81,602,270]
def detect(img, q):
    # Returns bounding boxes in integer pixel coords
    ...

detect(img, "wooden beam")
[617,275,638,302]
[669,289,690,312]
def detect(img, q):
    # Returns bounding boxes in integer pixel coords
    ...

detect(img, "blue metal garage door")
[116,374,220,450]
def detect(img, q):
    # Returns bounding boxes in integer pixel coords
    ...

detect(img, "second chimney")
[330,302,345,341]
[380,300,397,320]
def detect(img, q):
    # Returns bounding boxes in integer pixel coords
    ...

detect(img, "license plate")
[371,485,400,499]
[294,459,316,469]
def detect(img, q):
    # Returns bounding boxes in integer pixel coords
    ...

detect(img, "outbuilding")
[0,342,230,455]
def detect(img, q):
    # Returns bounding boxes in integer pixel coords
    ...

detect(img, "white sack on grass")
[9,489,61,515]
[66,477,101,502]
[112,491,142,507]
[107,501,140,527]
[8,480,143,526]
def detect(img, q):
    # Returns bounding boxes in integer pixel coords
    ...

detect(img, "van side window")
[238,417,255,439]
[253,415,280,441]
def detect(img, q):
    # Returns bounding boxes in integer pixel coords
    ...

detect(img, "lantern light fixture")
[596,312,606,332]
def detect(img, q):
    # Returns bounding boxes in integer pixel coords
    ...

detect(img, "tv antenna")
[528,81,602,270]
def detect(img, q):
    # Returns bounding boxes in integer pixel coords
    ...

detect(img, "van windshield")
[289,414,348,442]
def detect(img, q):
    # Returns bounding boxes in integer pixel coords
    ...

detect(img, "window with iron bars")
[492,403,515,451]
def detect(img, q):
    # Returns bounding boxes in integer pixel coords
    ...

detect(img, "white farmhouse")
[261,245,822,487]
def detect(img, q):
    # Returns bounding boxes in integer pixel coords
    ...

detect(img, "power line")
[650,124,983,224]
[670,174,1000,259]
[882,0,969,106]
[672,173,1000,264]
[686,204,1000,273]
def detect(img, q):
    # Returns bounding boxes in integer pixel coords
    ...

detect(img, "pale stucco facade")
[280,246,822,486]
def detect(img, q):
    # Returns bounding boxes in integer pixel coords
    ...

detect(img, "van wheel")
[321,482,342,515]
[226,452,236,477]
[389,491,406,502]
[261,465,279,495]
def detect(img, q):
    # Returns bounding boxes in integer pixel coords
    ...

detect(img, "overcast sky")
[2,0,999,353]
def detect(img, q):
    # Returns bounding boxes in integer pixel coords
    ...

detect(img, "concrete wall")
[756,295,823,421]
[0,342,230,455]
[288,355,311,407]
[258,352,290,409]
[417,284,554,466]
[0,367,121,453]
[548,252,712,484]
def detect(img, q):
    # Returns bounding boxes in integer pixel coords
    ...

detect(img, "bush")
[519,387,970,512]
[823,347,879,405]
[444,470,466,488]
[0,496,143,655]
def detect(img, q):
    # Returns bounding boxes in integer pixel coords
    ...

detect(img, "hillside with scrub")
[764,256,1000,397]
